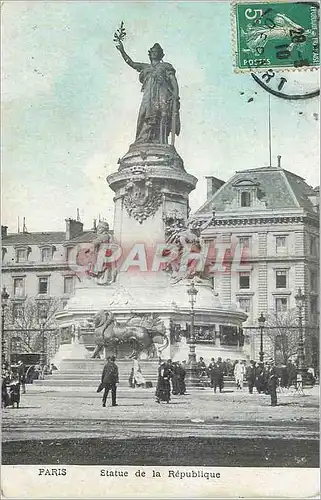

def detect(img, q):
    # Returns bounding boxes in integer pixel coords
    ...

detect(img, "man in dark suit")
[246,360,256,394]
[101,356,119,407]
[267,361,278,406]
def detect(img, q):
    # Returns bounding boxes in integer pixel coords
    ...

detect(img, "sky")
[2,0,320,233]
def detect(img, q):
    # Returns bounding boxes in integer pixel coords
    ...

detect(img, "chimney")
[1,226,8,238]
[22,217,28,233]
[65,218,84,240]
[205,176,225,200]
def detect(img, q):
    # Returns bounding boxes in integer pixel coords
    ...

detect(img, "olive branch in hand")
[113,21,126,43]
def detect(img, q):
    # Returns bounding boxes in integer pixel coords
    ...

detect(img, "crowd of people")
[97,354,317,408]
[1,360,58,409]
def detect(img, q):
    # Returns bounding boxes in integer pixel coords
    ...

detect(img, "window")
[13,277,25,297]
[310,270,318,292]
[66,246,73,264]
[238,236,250,249]
[237,297,251,313]
[12,303,23,320]
[38,277,49,294]
[276,236,287,253]
[276,270,287,289]
[16,249,27,263]
[240,191,251,207]
[41,247,51,262]
[275,297,288,315]
[310,236,317,256]
[64,276,74,294]
[239,272,250,289]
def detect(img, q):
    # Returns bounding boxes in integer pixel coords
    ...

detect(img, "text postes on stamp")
[234,1,320,71]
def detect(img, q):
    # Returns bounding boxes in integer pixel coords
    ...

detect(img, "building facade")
[1,218,98,362]
[194,163,319,365]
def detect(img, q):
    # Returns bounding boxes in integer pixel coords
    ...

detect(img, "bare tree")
[265,308,300,365]
[5,298,63,354]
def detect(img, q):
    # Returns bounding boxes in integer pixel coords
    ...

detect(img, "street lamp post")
[1,286,10,363]
[258,312,266,363]
[295,288,307,386]
[185,282,202,388]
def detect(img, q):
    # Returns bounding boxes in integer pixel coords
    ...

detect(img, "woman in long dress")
[155,361,172,403]
[116,40,180,145]
[133,357,145,387]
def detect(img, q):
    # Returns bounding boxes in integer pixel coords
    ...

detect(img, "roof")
[2,230,100,246]
[2,232,66,246]
[195,166,318,215]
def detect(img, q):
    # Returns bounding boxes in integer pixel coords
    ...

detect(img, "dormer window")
[15,248,29,263]
[240,191,251,207]
[232,178,264,210]
[39,245,56,262]
[41,247,51,262]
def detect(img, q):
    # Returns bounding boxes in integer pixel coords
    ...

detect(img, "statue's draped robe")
[135,61,180,144]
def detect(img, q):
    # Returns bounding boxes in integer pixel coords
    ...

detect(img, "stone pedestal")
[108,143,197,250]
[56,143,247,362]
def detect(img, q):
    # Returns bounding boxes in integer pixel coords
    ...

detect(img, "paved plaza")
[2,384,319,466]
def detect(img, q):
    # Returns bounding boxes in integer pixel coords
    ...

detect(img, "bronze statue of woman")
[116,40,180,145]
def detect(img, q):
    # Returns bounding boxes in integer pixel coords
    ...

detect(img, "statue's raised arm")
[114,23,180,145]
[116,40,145,73]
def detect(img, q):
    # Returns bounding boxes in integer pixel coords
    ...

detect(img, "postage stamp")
[234,1,320,71]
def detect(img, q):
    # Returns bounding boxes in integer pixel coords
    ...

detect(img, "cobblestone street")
[2,385,319,466]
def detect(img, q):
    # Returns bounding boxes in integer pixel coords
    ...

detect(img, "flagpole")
[268,94,272,167]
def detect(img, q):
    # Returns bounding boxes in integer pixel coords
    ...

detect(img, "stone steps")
[31,357,242,391]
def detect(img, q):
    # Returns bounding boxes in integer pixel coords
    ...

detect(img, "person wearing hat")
[267,360,278,406]
[100,356,119,407]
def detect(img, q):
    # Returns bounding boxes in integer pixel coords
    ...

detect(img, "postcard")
[1,0,319,498]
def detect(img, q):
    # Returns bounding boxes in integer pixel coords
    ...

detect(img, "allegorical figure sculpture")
[74,221,118,285]
[115,27,180,145]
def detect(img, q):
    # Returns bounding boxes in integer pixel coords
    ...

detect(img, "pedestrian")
[208,358,216,388]
[132,356,145,387]
[216,357,225,392]
[128,368,135,388]
[234,360,245,390]
[267,361,278,406]
[177,361,186,395]
[1,365,11,408]
[8,376,21,408]
[225,358,233,376]
[155,360,172,403]
[197,357,207,378]
[287,360,297,388]
[255,362,266,393]
[246,360,256,394]
[100,356,119,407]
[171,362,180,395]
[17,360,26,394]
